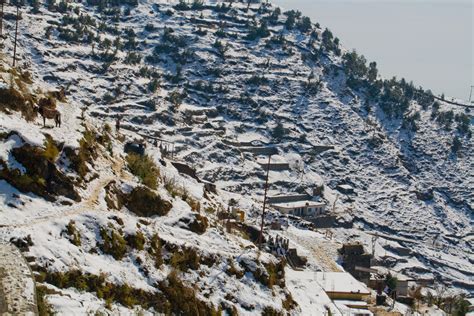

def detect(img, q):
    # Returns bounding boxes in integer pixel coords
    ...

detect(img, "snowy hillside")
[0,0,472,314]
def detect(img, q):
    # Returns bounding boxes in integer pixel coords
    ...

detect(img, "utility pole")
[13,4,20,66]
[469,85,474,104]
[331,194,338,215]
[0,0,4,37]
[371,235,377,257]
[258,154,272,249]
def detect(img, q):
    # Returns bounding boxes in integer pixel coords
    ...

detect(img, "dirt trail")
[285,231,342,272]
[6,154,128,229]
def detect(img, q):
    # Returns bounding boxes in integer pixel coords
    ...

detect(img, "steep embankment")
[0,58,298,314]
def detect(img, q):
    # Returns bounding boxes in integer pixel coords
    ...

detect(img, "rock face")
[104,180,127,210]
[0,243,38,315]
[179,213,208,235]
[11,144,80,202]
[125,186,172,217]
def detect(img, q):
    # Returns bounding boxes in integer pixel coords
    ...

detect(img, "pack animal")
[37,98,61,127]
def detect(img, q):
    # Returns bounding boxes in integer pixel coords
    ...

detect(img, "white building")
[271,200,326,217]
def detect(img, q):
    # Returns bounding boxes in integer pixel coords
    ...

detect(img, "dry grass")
[126,153,159,189]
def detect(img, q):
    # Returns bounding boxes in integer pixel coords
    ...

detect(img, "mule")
[37,98,61,127]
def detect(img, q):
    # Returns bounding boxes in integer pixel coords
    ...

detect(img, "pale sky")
[272,0,473,101]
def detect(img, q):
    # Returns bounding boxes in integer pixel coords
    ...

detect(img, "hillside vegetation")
[0,0,472,314]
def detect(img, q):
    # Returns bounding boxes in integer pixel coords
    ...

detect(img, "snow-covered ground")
[0,0,472,314]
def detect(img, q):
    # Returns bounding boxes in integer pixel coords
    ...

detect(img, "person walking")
[115,117,121,133]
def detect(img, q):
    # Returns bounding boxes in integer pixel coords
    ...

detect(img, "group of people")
[268,235,290,257]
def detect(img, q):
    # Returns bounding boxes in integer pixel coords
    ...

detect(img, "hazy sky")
[272,0,473,101]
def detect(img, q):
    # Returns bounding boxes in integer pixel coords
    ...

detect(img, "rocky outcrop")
[8,144,80,202]
[125,186,172,217]
[104,180,127,210]
[178,213,208,235]
[0,243,38,315]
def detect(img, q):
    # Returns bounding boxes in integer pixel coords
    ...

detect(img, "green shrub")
[169,247,200,272]
[246,74,268,86]
[42,135,59,163]
[272,122,287,140]
[262,306,283,316]
[36,285,53,316]
[148,78,160,93]
[302,79,322,95]
[158,270,219,315]
[43,269,216,314]
[0,85,36,121]
[44,270,160,309]
[162,174,179,197]
[99,227,127,260]
[246,21,270,41]
[67,129,98,179]
[174,0,189,10]
[452,136,462,153]
[0,160,49,200]
[124,51,142,65]
[435,110,454,130]
[126,231,145,251]
[167,90,185,109]
[148,233,163,268]
[103,123,111,133]
[385,274,398,291]
[455,113,470,134]
[226,261,244,279]
[282,292,297,311]
[126,153,159,189]
[65,220,81,246]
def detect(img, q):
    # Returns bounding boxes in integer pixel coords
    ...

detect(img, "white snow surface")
[0,0,472,314]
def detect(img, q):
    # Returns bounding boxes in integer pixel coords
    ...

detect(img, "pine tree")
[451,136,462,153]
[368,62,378,82]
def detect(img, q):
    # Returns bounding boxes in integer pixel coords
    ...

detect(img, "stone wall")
[0,243,38,315]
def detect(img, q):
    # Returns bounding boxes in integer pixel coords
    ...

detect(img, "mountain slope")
[0,0,472,314]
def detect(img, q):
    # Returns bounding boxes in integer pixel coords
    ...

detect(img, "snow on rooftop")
[333,299,369,307]
[315,272,370,294]
[337,184,354,190]
[256,155,288,164]
[271,200,326,209]
[334,302,373,316]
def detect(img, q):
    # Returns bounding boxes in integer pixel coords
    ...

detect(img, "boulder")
[125,186,172,217]
[178,213,208,235]
[4,143,80,201]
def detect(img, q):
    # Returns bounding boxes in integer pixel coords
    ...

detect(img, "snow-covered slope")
[0,0,472,314]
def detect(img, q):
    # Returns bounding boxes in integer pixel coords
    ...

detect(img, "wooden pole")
[0,0,4,37]
[13,4,19,66]
[258,154,272,249]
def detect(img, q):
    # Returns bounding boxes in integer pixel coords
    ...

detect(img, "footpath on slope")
[0,243,38,315]
[5,153,129,229]
[284,230,342,272]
